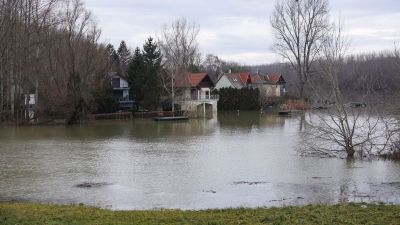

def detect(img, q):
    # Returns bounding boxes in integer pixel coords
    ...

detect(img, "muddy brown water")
[0,112,399,210]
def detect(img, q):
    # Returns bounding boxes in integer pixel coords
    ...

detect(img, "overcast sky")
[84,0,400,65]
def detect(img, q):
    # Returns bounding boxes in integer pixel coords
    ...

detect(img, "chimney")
[256,69,260,75]
[228,69,232,74]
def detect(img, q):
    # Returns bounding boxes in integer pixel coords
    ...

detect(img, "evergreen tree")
[142,37,162,110]
[106,44,120,71]
[117,41,131,74]
[127,47,145,109]
[93,77,119,114]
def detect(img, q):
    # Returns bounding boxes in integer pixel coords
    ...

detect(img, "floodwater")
[0,112,399,210]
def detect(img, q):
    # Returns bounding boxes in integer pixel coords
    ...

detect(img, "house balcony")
[176,95,219,102]
[113,87,129,91]
[119,100,135,110]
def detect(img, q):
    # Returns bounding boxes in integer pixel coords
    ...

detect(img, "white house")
[215,72,251,90]
[174,72,219,118]
[110,72,135,110]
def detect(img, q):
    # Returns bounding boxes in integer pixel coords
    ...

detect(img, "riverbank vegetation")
[1,203,400,225]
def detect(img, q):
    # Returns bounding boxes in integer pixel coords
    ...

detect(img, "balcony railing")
[176,95,219,102]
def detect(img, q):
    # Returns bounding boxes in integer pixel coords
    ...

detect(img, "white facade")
[215,75,234,90]
[24,94,36,105]
[119,78,129,88]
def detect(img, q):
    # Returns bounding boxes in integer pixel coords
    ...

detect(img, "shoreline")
[1,203,399,224]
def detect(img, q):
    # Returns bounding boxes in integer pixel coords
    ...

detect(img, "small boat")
[153,116,189,122]
[278,110,292,116]
[278,110,304,116]
[349,102,367,108]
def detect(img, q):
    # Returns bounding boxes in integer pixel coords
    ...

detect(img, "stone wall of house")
[258,84,280,98]
[179,100,218,118]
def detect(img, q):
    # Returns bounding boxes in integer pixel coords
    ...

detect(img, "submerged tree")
[301,22,398,159]
[158,18,200,112]
[270,0,330,99]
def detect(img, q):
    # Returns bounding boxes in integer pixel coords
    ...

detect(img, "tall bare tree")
[301,23,398,159]
[49,0,107,124]
[270,0,330,99]
[158,18,200,112]
[201,54,223,81]
[0,0,59,122]
[0,0,113,125]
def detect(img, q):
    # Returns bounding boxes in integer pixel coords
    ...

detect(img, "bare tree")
[158,18,200,112]
[39,0,108,124]
[0,0,112,125]
[270,0,330,99]
[0,0,59,122]
[201,54,224,81]
[301,22,398,159]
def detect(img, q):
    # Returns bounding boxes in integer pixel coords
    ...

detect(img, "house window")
[112,77,120,88]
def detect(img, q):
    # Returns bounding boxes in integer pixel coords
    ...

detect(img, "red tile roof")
[175,73,213,88]
[226,73,245,88]
[250,74,262,83]
[250,73,285,85]
[188,73,208,87]
[239,72,251,84]
[268,74,281,83]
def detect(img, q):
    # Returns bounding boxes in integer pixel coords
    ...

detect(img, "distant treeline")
[249,51,400,104]
[216,88,260,111]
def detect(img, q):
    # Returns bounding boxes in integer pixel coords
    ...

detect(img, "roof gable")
[175,72,214,88]
[250,73,285,85]
[217,72,251,89]
[110,72,128,82]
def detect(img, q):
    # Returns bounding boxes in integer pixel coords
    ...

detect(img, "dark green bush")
[217,87,260,111]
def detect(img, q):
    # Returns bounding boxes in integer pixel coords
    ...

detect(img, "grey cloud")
[85,0,400,65]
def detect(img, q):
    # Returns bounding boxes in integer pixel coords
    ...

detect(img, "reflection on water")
[0,112,399,210]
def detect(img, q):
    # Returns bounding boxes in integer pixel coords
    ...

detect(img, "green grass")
[1,203,400,225]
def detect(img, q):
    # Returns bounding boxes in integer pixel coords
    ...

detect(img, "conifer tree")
[106,44,120,71]
[142,37,162,110]
[127,47,145,109]
[117,41,131,75]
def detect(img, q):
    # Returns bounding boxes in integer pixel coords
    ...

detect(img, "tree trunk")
[0,64,3,122]
[171,75,175,113]
[345,140,355,158]
[34,78,39,123]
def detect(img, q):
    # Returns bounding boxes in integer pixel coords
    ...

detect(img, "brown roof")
[250,74,263,84]
[239,72,251,84]
[250,73,285,85]
[175,73,214,88]
[218,72,251,89]
[268,74,282,83]
[225,73,246,89]
[189,73,208,87]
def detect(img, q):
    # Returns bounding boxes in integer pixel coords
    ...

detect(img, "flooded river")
[0,112,400,210]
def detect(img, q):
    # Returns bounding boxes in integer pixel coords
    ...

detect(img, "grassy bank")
[1,203,400,225]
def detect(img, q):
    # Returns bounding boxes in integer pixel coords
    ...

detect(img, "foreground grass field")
[1,203,400,225]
